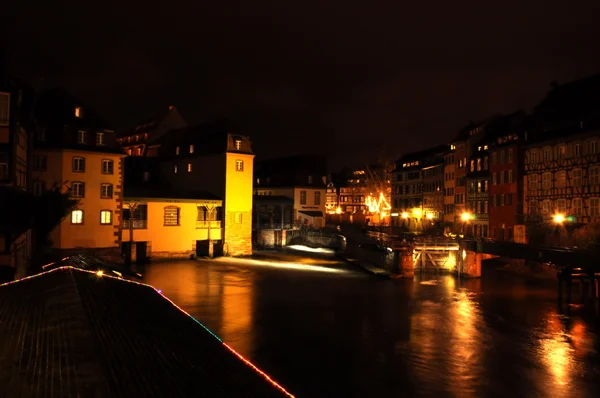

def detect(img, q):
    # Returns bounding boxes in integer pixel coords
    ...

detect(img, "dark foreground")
[0,267,292,398]
[143,257,600,398]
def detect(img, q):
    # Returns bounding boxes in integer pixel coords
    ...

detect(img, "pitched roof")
[0,267,292,397]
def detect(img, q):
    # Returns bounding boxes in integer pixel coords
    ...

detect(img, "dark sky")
[4,1,600,169]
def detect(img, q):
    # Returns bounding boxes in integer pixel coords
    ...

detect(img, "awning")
[299,210,324,217]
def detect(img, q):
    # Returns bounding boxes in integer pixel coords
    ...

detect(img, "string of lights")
[0,266,295,398]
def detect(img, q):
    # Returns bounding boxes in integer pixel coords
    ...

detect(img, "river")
[141,257,600,397]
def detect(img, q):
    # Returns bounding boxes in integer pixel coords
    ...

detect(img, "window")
[33,181,45,196]
[589,198,600,217]
[572,169,583,186]
[477,158,481,171]
[74,107,82,118]
[541,200,552,215]
[77,130,86,144]
[470,160,475,172]
[590,167,600,185]
[136,147,142,156]
[72,157,85,172]
[300,190,307,205]
[235,160,244,171]
[174,165,178,173]
[555,171,566,188]
[557,146,566,158]
[0,92,10,126]
[572,198,583,216]
[484,180,488,192]
[556,199,567,214]
[187,163,192,172]
[507,193,513,206]
[71,209,83,224]
[542,172,552,191]
[529,200,539,215]
[100,210,113,225]
[543,148,552,161]
[528,174,539,192]
[477,181,482,193]
[101,183,113,199]
[574,143,581,157]
[71,182,85,198]
[508,170,513,183]
[314,191,321,205]
[529,151,540,163]
[235,212,243,223]
[96,132,105,145]
[99,159,113,175]
[507,148,513,162]
[235,140,242,150]
[499,171,504,184]
[499,150,505,163]
[176,146,180,155]
[492,172,497,185]
[164,206,180,226]
[32,155,47,171]
[190,144,194,153]
[491,153,497,165]
[590,141,598,154]
[123,204,148,229]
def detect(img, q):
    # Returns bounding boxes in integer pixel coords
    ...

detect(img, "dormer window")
[176,146,180,155]
[74,107,82,118]
[77,130,86,144]
[190,144,194,154]
[235,140,241,150]
[96,132,105,145]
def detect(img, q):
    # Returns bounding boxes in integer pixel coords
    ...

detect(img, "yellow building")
[121,188,223,259]
[31,88,126,251]
[123,126,255,256]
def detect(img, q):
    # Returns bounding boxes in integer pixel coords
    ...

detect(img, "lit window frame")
[71,209,84,224]
[100,210,113,225]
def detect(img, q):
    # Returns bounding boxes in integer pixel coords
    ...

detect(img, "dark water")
[143,258,600,398]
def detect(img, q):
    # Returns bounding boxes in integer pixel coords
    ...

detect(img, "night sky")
[4,1,600,169]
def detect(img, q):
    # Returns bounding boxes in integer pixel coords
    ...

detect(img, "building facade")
[254,186,326,228]
[31,89,126,250]
[443,146,456,226]
[465,139,490,238]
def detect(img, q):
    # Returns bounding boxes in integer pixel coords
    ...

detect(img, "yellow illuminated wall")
[30,149,125,249]
[223,152,255,255]
[121,200,222,253]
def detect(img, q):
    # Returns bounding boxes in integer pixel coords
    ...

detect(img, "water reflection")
[142,259,600,397]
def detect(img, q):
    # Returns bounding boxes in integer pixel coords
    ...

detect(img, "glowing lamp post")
[426,213,434,220]
[553,213,565,246]
[461,212,471,237]
[401,212,409,219]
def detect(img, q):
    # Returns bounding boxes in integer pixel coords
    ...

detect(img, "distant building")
[118,106,187,156]
[254,155,327,228]
[123,123,255,256]
[464,126,491,238]
[31,89,126,250]
[443,146,456,226]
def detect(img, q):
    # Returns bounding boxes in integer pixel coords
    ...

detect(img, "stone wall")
[224,210,253,256]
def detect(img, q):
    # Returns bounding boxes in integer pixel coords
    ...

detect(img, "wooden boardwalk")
[0,267,293,398]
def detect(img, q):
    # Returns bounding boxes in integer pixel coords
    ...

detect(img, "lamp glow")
[461,212,471,222]
[553,214,565,224]
[426,213,434,220]
[96,270,104,277]
[401,212,409,219]
[412,208,422,218]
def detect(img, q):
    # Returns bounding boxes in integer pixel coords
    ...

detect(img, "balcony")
[122,220,147,229]
[196,220,222,229]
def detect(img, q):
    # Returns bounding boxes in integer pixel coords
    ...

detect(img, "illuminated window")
[470,160,475,172]
[300,190,307,205]
[528,174,539,192]
[542,173,552,191]
[590,167,600,185]
[74,107,82,118]
[572,198,583,216]
[572,169,582,186]
[590,198,600,217]
[101,183,113,199]
[173,165,178,173]
[187,163,192,172]
[543,148,551,161]
[136,147,142,156]
[176,146,180,155]
[235,159,244,171]
[96,132,105,145]
[190,144,194,153]
[555,171,566,188]
[71,209,83,224]
[71,182,85,197]
[102,159,114,174]
[235,140,241,150]
[528,200,538,215]
[100,210,112,225]
[541,200,552,215]
[163,206,180,226]
[77,130,86,144]
[127,148,132,155]
[477,181,482,193]
[556,199,567,214]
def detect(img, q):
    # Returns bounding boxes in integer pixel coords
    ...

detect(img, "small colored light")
[553,214,565,224]
[96,270,104,277]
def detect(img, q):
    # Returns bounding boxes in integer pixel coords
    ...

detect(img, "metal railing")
[196,220,222,229]
[122,220,147,229]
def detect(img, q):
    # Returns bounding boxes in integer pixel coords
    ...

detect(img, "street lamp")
[553,213,564,246]
[426,213,434,220]
[401,212,409,219]
[461,212,471,237]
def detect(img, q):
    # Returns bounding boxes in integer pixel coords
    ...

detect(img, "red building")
[488,112,527,242]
